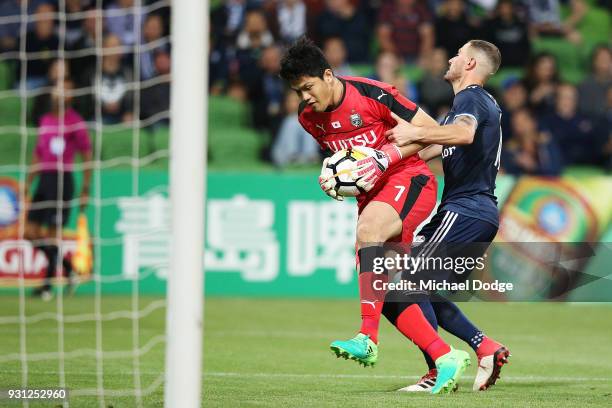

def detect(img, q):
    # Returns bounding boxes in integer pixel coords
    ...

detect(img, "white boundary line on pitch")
[0,370,610,383]
[201,372,612,383]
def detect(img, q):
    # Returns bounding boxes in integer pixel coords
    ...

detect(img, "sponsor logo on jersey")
[442,146,456,159]
[331,121,341,129]
[322,129,378,152]
[350,111,363,127]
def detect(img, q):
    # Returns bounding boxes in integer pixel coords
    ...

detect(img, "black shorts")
[28,171,75,227]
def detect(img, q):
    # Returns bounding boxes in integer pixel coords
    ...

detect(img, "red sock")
[395,304,451,361]
[358,271,388,344]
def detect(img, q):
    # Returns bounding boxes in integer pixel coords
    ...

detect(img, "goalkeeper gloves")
[351,145,402,192]
[319,157,344,201]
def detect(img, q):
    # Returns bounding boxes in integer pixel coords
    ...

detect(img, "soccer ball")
[322,148,368,197]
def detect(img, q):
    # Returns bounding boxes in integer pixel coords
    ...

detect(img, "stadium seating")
[0,2,608,172]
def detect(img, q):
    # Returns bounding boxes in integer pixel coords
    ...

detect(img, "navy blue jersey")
[439,85,502,227]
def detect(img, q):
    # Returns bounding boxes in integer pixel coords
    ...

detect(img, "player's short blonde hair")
[468,40,501,76]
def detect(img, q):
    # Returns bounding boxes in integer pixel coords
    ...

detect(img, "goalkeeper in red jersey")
[280,38,470,394]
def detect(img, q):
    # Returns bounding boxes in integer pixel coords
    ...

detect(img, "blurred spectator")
[65,0,88,47]
[24,3,59,90]
[31,59,71,126]
[0,0,21,52]
[0,0,51,52]
[141,50,170,149]
[245,45,285,155]
[323,37,352,77]
[140,14,169,80]
[434,0,474,61]
[425,0,444,12]
[98,34,134,124]
[226,80,249,102]
[578,45,612,119]
[527,0,587,44]
[105,0,143,49]
[236,9,275,50]
[210,34,231,95]
[276,0,307,44]
[540,83,606,166]
[502,107,563,176]
[500,77,528,141]
[48,59,70,86]
[377,0,434,65]
[316,0,371,63]
[483,0,531,68]
[369,51,419,103]
[271,90,321,167]
[418,48,453,118]
[523,52,560,114]
[211,0,247,50]
[236,9,275,68]
[68,6,99,89]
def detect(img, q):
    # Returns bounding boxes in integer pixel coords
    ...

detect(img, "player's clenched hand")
[351,145,402,192]
[319,157,344,201]
[385,111,424,146]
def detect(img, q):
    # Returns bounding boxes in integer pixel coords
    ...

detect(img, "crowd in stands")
[0,0,609,174]
[210,0,611,173]
[0,0,170,132]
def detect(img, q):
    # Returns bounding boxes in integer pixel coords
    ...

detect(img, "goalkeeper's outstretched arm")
[388,108,439,160]
[419,144,443,162]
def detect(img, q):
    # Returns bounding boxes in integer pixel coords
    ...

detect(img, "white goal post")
[164,0,208,407]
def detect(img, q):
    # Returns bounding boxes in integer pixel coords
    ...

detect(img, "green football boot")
[330,333,378,367]
[431,347,471,394]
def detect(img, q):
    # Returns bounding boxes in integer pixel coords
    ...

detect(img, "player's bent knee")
[356,221,390,246]
[356,222,375,245]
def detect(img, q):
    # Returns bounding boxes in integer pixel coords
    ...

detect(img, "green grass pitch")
[0,296,611,407]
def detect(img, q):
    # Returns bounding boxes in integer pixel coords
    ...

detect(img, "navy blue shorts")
[416,210,498,245]
[408,210,498,284]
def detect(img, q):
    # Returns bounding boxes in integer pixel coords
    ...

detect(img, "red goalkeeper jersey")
[298,76,431,177]
[299,76,437,242]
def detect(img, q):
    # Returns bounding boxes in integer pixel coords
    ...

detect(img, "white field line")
[201,372,612,383]
[0,369,610,383]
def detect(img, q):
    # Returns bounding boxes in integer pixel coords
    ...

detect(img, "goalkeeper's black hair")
[280,37,331,83]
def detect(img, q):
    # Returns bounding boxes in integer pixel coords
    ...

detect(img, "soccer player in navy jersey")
[386,40,510,392]
[280,37,471,394]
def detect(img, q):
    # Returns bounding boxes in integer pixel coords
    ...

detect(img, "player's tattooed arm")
[387,112,477,146]
[453,114,478,135]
